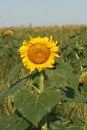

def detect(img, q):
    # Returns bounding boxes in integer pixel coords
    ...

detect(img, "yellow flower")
[79,46,85,50]
[34,27,40,32]
[79,72,87,83]
[18,36,60,72]
[3,30,13,36]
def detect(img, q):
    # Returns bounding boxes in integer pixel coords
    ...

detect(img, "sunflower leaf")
[0,114,29,130]
[45,62,79,94]
[7,63,22,82]
[49,121,66,130]
[14,87,61,127]
[0,77,27,101]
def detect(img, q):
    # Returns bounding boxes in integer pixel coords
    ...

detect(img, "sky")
[0,0,87,27]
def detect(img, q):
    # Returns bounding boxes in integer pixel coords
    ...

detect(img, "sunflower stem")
[39,72,44,93]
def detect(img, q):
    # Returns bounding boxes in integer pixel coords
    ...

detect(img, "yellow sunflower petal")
[18,36,60,72]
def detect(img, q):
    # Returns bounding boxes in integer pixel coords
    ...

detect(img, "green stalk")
[39,72,48,130]
[39,72,44,93]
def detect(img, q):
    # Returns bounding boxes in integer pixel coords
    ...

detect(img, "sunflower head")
[18,36,60,72]
[3,30,13,36]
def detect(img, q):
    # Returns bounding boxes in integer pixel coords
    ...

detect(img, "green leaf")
[0,114,29,130]
[14,87,61,126]
[0,77,27,101]
[7,63,22,82]
[49,121,66,130]
[45,62,79,93]
[66,94,87,103]
[49,117,84,130]
[66,116,84,130]
[71,116,84,126]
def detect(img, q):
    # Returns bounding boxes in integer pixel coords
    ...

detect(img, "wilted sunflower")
[18,36,60,72]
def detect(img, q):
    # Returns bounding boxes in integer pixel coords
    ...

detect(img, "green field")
[0,25,87,130]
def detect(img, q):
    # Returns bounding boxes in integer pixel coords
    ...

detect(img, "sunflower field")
[0,25,87,130]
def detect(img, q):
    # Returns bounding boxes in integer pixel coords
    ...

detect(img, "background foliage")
[0,25,87,130]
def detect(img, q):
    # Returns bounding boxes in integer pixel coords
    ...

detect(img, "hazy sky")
[0,0,87,27]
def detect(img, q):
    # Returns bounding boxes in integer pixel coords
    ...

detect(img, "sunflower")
[18,36,60,72]
[3,30,13,36]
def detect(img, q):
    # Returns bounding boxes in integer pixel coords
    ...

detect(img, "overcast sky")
[0,0,87,27]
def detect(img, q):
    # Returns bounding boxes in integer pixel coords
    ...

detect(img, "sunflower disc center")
[28,44,50,64]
